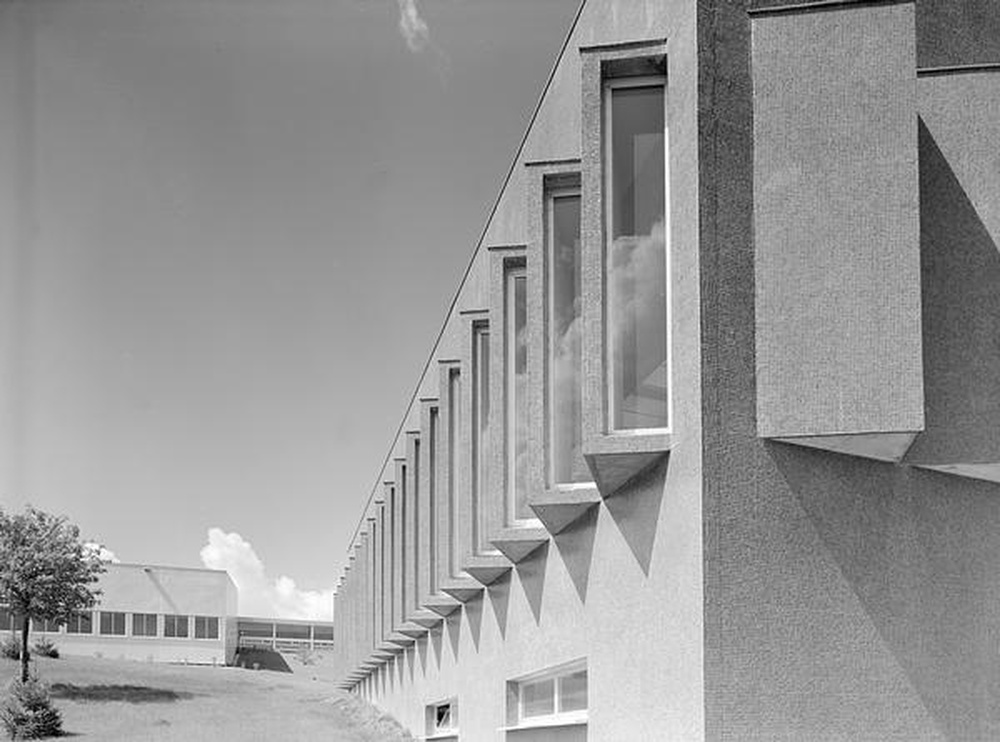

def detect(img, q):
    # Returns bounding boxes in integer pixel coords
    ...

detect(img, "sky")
[0,0,580,620]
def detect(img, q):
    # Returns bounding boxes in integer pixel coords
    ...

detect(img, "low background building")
[1,563,336,667]
[3,563,239,664]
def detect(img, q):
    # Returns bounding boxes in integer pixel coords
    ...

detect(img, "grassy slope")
[0,655,411,741]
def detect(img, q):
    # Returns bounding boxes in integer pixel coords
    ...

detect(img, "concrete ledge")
[529,489,602,534]
[406,609,444,629]
[490,527,550,563]
[461,554,513,586]
[439,577,483,603]
[772,431,918,462]
[421,594,461,617]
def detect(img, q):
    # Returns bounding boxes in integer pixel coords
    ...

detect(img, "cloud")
[397,0,430,53]
[84,542,120,563]
[199,528,333,621]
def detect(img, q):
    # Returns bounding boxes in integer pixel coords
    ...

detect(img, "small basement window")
[425,698,458,739]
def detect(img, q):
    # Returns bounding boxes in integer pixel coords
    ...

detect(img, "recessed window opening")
[547,187,591,487]
[429,409,438,592]
[389,485,396,628]
[397,464,409,622]
[471,322,491,551]
[511,661,588,728]
[505,264,531,523]
[604,75,670,433]
[426,698,458,738]
[413,440,420,601]
[447,369,460,576]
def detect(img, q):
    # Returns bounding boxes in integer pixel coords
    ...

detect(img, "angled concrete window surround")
[522,161,604,535]
[581,41,672,498]
[456,309,513,586]
[434,358,485,603]
[481,244,552,563]
[402,430,440,630]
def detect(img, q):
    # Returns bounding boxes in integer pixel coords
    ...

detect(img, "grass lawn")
[0,654,411,741]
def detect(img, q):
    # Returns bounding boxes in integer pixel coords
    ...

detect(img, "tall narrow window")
[506,266,530,522]
[428,408,438,592]
[380,504,389,637]
[471,323,490,549]
[389,485,397,628]
[605,78,668,432]
[400,464,407,613]
[447,369,461,575]
[412,440,420,604]
[548,190,590,485]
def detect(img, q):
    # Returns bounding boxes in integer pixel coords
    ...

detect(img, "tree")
[0,507,105,682]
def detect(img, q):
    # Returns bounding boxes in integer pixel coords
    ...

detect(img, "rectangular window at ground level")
[164,614,188,638]
[425,698,458,738]
[132,613,157,637]
[605,77,669,433]
[194,616,219,639]
[0,606,12,631]
[508,660,588,728]
[99,611,126,636]
[65,612,92,634]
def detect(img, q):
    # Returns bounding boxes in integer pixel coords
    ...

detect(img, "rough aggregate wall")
[703,1,1000,739]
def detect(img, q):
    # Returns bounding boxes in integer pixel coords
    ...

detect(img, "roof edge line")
[343,0,589,560]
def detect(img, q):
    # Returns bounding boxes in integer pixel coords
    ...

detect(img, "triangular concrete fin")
[585,450,669,499]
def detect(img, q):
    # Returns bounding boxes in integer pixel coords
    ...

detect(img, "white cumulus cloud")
[397,0,430,52]
[199,528,333,621]
[84,542,119,563]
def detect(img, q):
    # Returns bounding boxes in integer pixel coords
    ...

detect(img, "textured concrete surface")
[753,1,923,441]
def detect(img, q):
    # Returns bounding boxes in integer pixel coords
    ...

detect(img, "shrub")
[30,640,57,660]
[0,639,19,662]
[0,677,62,740]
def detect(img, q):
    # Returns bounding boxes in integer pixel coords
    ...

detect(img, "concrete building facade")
[332,0,1000,739]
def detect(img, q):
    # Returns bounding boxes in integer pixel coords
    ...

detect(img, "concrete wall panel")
[753,2,924,439]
